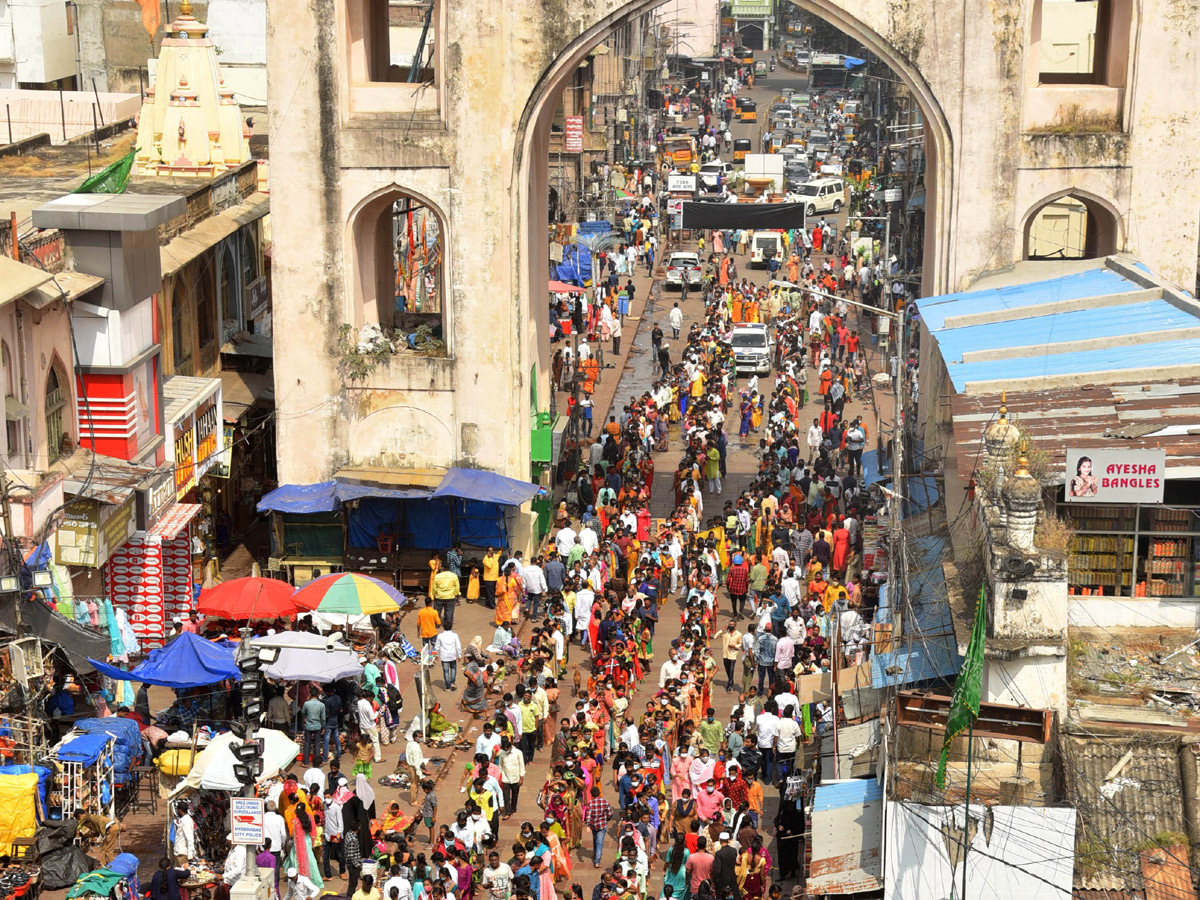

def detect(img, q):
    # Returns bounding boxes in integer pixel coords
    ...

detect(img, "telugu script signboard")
[1064,448,1166,504]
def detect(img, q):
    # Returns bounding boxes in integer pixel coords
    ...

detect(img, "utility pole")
[0,472,21,638]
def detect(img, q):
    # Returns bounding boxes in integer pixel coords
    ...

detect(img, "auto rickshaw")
[739,99,757,122]
[733,138,751,163]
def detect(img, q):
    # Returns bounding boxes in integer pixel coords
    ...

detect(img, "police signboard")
[230,797,265,844]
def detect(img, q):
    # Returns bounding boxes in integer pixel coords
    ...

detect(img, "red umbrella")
[548,280,585,294]
[197,577,298,620]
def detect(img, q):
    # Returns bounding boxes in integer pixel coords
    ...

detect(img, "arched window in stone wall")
[350,188,446,351]
[1024,192,1120,260]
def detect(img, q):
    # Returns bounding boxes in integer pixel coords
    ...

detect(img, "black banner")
[681,201,807,230]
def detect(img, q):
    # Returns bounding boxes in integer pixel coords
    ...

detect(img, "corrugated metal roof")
[916,265,1141,331]
[1141,845,1197,900]
[871,535,961,689]
[1064,734,1188,892]
[945,337,1200,393]
[809,777,883,894]
[949,379,1200,481]
[813,777,883,812]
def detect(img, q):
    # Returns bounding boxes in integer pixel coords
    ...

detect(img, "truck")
[743,153,785,194]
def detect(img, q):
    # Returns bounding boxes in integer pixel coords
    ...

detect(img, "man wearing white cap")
[710,831,740,899]
[282,867,320,900]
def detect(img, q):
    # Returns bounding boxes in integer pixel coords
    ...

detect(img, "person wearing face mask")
[688,747,715,791]
[696,706,724,755]
[693,777,725,823]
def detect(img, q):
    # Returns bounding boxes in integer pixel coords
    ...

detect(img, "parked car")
[665,251,703,288]
[699,161,733,190]
[749,231,784,267]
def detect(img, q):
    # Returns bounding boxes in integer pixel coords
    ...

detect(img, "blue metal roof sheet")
[947,336,1200,391]
[915,267,1138,331]
[813,777,881,812]
[871,535,961,690]
[933,300,1197,364]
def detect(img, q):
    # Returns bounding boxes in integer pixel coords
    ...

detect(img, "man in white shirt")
[669,303,684,340]
[574,585,595,644]
[382,868,414,900]
[781,570,802,608]
[579,524,599,554]
[554,525,577,558]
[356,692,382,762]
[807,420,823,459]
[755,704,782,782]
[262,802,286,865]
[774,707,803,777]
[483,854,514,900]
[302,764,326,799]
[522,557,548,619]
[658,650,682,688]
[475,721,502,761]
[496,737,526,816]
[283,868,320,900]
[433,624,463,689]
[173,803,196,862]
[222,838,246,889]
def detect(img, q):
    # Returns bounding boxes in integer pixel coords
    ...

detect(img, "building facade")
[265,0,1200,550]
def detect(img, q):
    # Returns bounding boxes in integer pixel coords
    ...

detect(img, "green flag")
[73,148,137,194]
[935,582,987,790]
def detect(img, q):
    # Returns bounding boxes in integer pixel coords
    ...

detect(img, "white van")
[749,231,785,268]
[796,178,846,217]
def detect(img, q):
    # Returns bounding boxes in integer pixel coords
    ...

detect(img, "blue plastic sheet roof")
[258,480,432,513]
[870,535,961,690]
[431,468,541,506]
[88,632,239,688]
[813,777,881,812]
[914,267,1138,331]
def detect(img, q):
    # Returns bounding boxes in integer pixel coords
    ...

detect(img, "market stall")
[0,769,41,856]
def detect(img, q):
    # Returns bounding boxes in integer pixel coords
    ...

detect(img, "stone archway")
[513,0,956,411]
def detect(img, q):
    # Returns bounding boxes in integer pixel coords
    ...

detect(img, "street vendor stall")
[50,733,116,818]
[0,769,41,856]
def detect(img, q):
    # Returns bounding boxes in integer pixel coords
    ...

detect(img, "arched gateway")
[265,0,1200,547]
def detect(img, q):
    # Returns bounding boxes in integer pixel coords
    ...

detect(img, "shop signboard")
[231,797,265,844]
[136,470,176,532]
[212,425,234,479]
[564,117,584,153]
[1064,448,1166,504]
[55,495,135,568]
[667,174,697,193]
[174,418,196,500]
[194,397,220,479]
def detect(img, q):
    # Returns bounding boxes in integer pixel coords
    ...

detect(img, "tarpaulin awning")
[55,733,112,765]
[87,632,239,688]
[0,772,39,857]
[257,481,338,514]
[148,502,202,541]
[431,467,540,506]
[548,280,585,294]
[257,631,364,683]
[67,869,125,900]
[258,479,434,513]
[171,727,298,794]
[0,596,108,674]
[681,202,807,230]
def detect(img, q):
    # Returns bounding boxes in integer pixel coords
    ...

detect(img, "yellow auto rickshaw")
[739,99,757,122]
[733,138,751,163]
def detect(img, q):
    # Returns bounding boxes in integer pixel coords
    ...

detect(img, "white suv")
[665,252,703,289]
[796,178,845,217]
[731,323,772,374]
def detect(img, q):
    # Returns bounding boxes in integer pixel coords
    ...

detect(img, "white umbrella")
[171,727,298,795]
[256,631,365,683]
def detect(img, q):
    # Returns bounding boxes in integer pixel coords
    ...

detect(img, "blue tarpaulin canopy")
[431,467,541,506]
[258,480,432,514]
[844,56,865,67]
[87,632,238,688]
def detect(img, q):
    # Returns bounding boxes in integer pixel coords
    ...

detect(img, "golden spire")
[998,389,1009,424]
[1014,437,1030,477]
[181,0,193,14]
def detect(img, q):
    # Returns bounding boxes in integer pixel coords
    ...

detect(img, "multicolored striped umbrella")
[291,572,405,616]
